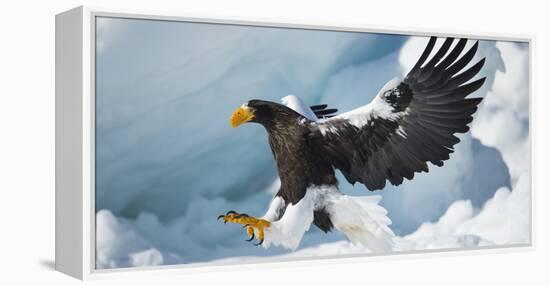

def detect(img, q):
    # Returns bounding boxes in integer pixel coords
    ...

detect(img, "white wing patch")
[314,78,408,137]
[281,81,409,138]
[328,78,404,126]
[281,95,319,121]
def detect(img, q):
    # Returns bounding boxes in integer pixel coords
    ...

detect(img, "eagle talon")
[254,239,264,246]
[218,211,270,245]
[246,233,255,241]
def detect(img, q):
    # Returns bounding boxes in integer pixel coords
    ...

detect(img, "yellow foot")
[217,210,271,246]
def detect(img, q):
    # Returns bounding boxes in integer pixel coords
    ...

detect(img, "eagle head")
[230,100,295,128]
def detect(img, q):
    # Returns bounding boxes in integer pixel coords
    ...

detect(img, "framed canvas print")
[55,6,533,280]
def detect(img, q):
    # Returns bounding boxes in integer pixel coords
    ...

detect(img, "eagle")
[218,37,486,252]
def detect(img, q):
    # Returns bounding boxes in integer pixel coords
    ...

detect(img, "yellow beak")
[230,106,255,128]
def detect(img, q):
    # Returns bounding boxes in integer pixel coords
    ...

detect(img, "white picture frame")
[55,5,534,280]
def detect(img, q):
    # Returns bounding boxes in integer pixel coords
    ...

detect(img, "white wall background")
[0,0,547,285]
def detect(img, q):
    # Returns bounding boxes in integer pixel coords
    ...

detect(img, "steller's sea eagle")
[218,37,486,252]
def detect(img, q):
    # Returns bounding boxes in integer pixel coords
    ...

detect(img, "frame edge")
[55,6,85,280]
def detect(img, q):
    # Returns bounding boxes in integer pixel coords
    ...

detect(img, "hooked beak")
[230,105,255,128]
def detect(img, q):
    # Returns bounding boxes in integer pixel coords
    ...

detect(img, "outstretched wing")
[310,37,485,191]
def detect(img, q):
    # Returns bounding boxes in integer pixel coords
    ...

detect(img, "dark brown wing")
[310,37,485,190]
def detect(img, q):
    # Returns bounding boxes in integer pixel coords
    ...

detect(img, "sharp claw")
[217,215,225,221]
[254,239,264,246]
[243,224,250,228]
[226,210,237,215]
[246,233,255,241]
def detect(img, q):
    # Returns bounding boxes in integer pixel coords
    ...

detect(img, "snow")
[471,41,530,183]
[95,210,178,269]
[399,173,529,250]
[96,171,529,268]
[129,249,164,267]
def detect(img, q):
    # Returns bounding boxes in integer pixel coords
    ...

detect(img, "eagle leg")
[217,210,270,245]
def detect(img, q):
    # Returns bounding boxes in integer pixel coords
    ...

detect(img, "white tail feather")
[327,195,395,253]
